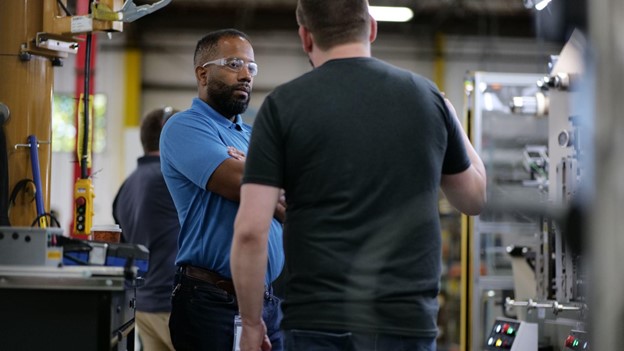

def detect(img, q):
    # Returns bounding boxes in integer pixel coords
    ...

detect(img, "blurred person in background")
[113,106,180,351]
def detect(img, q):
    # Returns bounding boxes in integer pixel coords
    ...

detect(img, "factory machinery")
[463,32,590,351]
[0,226,148,350]
[0,1,168,350]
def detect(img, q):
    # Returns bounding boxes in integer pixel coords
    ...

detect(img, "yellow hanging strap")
[76,93,93,169]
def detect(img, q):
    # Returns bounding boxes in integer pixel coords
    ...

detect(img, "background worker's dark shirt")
[113,155,179,312]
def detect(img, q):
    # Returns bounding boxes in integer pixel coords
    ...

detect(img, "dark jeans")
[284,329,436,351]
[169,271,283,351]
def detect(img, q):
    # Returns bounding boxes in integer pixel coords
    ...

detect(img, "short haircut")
[296,0,370,51]
[193,29,251,67]
[140,107,177,153]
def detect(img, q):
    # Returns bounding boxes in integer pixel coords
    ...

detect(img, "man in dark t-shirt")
[231,1,487,351]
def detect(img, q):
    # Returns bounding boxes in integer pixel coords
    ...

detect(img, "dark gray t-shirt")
[244,57,470,337]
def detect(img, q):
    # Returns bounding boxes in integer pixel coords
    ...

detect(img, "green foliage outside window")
[52,94,107,153]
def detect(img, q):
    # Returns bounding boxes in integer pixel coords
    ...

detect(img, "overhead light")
[534,0,552,10]
[369,6,414,22]
[523,0,553,11]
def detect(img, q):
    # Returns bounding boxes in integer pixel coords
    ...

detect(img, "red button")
[565,335,576,347]
[75,196,86,206]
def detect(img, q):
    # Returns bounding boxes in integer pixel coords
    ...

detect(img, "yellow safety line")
[460,214,471,351]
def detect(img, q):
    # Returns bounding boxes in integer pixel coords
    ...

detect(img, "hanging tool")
[73,31,95,238]
[120,0,172,22]
[91,0,171,22]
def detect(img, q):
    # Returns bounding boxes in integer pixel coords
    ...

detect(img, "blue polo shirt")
[160,98,284,284]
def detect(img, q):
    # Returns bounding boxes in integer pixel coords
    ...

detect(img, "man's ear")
[298,25,313,54]
[369,16,378,44]
[195,66,208,86]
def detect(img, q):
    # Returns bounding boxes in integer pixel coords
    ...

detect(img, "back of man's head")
[296,0,370,51]
[140,107,176,154]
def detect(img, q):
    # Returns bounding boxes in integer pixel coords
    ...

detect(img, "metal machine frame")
[463,71,548,350]
[463,33,590,349]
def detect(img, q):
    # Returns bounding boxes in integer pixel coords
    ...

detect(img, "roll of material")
[510,256,537,320]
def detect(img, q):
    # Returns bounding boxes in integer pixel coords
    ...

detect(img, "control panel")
[73,178,95,237]
[485,318,537,350]
[0,227,63,266]
[564,330,589,350]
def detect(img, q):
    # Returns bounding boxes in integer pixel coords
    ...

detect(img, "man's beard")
[208,79,250,118]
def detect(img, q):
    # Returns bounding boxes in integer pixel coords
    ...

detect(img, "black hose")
[81,33,92,179]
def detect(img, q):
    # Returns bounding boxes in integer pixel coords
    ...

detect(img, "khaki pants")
[136,311,175,351]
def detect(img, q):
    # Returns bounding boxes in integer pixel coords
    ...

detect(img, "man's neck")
[311,42,371,67]
[146,151,160,156]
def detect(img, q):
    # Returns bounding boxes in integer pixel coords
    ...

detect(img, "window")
[52,93,107,153]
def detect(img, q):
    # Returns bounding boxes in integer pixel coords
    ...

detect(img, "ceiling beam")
[130,0,536,38]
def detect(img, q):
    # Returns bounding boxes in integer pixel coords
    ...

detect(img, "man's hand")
[228,146,246,161]
[240,319,271,351]
[227,146,286,222]
[274,189,287,223]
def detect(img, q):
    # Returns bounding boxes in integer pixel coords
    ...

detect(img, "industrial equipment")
[485,317,537,350]
[563,330,589,350]
[0,226,149,349]
[74,177,96,236]
[462,31,590,351]
[0,227,64,266]
[0,264,137,350]
[462,71,548,350]
[0,1,169,349]
[1,0,170,228]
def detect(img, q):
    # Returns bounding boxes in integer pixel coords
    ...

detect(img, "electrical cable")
[0,123,9,226]
[30,212,61,228]
[8,179,35,208]
[55,235,93,252]
[81,32,92,180]
[56,0,72,16]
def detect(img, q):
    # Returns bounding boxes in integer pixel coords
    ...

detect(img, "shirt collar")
[137,155,160,165]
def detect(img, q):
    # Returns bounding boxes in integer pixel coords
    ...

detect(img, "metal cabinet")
[0,265,136,350]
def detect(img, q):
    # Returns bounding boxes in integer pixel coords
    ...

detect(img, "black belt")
[179,265,236,296]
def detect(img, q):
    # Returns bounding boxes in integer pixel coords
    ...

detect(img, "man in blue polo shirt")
[160,29,285,351]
